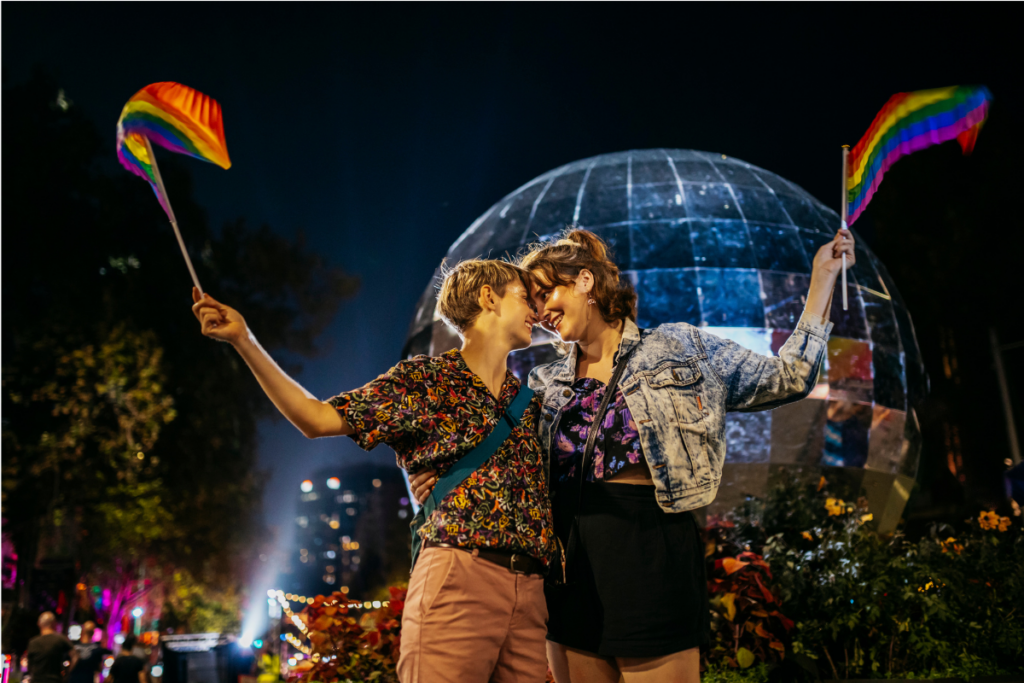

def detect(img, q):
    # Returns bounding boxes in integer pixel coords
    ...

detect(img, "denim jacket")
[528,310,833,512]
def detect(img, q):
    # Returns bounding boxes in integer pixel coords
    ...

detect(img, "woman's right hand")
[192,287,248,346]
[409,469,438,505]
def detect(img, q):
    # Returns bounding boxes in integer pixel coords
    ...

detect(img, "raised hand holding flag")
[116,82,232,295]
[836,85,991,310]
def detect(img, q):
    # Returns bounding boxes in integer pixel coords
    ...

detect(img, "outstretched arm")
[703,228,854,411]
[191,287,352,438]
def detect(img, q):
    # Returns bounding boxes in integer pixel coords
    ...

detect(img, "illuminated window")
[300,480,313,493]
[326,477,340,490]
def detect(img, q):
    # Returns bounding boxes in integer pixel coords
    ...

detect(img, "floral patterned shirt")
[329,349,556,567]
[554,377,643,484]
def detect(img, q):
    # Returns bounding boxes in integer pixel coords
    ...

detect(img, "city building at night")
[281,463,411,597]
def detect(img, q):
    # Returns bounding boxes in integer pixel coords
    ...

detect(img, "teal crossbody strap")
[409,386,535,570]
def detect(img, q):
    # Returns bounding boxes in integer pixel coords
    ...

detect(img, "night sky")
[4,4,1020,531]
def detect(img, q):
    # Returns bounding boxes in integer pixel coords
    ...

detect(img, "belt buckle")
[510,553,528,575]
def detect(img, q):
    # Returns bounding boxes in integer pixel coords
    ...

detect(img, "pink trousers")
[398,546,548,683]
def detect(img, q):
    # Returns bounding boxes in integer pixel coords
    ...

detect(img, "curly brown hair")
[519,227,637,324]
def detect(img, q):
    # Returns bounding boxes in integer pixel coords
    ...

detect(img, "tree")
[2,69,359,640]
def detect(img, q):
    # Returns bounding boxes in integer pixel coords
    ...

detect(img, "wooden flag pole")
[144,137,204,297]
[839,145,849,311]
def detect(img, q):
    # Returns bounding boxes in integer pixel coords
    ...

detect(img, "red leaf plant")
[288,586,407,683]
[704,519,794,669]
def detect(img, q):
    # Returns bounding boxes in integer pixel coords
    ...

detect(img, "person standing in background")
[103,637,144,683]
[26,613,76,683]
[68,624,108,683]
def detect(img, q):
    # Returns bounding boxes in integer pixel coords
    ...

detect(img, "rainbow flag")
[846,85,991,225]
[116,82,231,217]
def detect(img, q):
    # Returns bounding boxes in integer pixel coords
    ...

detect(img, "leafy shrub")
[712,473,1024,678]
[288,587,406,683]
[704,519,794,669]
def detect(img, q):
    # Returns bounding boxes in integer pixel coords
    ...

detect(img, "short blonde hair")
[436,258,528,337]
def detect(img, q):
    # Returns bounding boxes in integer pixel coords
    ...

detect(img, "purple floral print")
[554,377,643,484]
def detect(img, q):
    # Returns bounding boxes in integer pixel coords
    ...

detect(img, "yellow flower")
[859,513,874,524]
[825,498,846,516]
[998,516,1011,532]
[979,511,1000,530]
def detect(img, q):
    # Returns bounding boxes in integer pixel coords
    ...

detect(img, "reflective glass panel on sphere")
[403,150,926,530]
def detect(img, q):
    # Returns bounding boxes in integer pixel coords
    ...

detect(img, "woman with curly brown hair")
[414,225,853,681]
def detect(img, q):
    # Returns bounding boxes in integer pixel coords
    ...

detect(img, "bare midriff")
[605,459,654,484]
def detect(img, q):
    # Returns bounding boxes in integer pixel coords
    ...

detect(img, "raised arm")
[702,228,853,411]
[191,287,352,438]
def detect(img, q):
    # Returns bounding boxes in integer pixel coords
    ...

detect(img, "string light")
[271,587,392,663]
[270,588,388,614]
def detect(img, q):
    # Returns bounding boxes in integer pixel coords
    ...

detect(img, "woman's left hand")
[813,228,856,277]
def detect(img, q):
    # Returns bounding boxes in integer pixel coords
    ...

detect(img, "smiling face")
[528,270,591,343]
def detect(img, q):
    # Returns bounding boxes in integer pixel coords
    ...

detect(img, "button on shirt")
[330,349,557,567]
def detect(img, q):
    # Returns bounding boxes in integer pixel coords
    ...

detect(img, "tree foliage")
[2,69,358,635]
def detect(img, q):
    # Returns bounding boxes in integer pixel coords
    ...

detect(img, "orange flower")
[940,537,963,555]
[817,475,828,492]
[801,531,814,541]
[998,515,1011,532]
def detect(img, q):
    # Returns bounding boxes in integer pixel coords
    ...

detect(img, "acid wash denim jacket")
[528,310,833,513]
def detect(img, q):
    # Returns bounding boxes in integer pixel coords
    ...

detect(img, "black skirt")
[546,481,710,658]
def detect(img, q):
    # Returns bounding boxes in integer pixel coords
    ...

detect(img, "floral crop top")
[553,377,644,484]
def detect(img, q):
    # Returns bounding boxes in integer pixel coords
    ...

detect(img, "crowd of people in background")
[15,612,147,683]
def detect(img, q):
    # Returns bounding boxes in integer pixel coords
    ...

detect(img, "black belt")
[424,540,545,576]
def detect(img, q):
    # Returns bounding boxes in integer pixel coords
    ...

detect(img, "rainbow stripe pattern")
[846,85,991,225]
[116,82,231,217]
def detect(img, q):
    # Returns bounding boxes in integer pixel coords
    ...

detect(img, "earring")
[587,298,595,305]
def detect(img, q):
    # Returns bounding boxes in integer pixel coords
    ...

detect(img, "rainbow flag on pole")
[116,82,231,218]
[846,85,991,225]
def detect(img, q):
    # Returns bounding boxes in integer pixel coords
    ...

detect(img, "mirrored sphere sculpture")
[404,150,926,530]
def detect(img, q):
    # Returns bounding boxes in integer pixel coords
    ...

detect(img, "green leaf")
[736,647,756,668]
